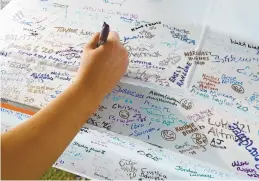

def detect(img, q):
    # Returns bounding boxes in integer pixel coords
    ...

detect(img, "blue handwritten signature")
[237,66,259,81]
[112,85,144,99]
[211,54,259,63]
[140,107,187,126]
[0,50,11,57]
[103,0,126,5]
[229,123,259,170]
[123,35,142,42]
[30,73,54,82]
[247,93,259,110]
[160,41,178,48]
[221,74,243,85]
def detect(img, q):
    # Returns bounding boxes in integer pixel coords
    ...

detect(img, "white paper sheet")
[0,0,11,9]
[1,107,248,180]
[1,0,259,180]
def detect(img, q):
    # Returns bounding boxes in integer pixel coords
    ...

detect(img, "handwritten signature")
[237,66,259,81]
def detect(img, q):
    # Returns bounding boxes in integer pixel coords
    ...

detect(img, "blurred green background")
[41,168,88,180]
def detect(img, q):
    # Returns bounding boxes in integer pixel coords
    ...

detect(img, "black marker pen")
[97,22,110,47]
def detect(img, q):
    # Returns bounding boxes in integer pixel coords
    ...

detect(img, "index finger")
[107,31,120,42]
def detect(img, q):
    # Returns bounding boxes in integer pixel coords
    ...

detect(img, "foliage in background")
[41,167,87,180]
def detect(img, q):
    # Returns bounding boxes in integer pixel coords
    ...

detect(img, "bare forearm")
[1,31,128,180]
[1,81,101,180]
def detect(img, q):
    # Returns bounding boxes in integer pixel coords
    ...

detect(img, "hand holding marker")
[97,22,110,47]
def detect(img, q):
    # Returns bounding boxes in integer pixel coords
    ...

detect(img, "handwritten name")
[221,74,242,85]
[211,54,259,63]
[73,142,106,154]
[112,85,144,99]
[54,27,78,33]
[230,38,259,51]
[131,21,161,31]
[171,31,195,45]
[169,61,192,87]
[30,73,53,82]
[229,123,259,170]
[175,166,214,178]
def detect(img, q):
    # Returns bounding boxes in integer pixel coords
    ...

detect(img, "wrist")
[72,79,104,112]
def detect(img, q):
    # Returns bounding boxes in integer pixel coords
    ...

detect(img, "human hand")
[76,32,129,102]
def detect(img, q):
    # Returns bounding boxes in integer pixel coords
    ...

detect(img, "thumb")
[84,32,100,51]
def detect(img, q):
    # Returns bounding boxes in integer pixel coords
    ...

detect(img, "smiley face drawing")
[119,110,130,119]
[161,130,176,141]
[180,98,194,110]
[191,133,208,146]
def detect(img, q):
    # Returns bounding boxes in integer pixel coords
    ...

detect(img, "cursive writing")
[112,85,144,98]
[237,66,259,81]
[229,123,259,170]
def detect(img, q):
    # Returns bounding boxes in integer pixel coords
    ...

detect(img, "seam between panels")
[185,0,217,89]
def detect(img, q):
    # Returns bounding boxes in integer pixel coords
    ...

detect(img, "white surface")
[0,0,259,180]
[207,0,259,43]
[0,107,246,180]
[0,0,11,9]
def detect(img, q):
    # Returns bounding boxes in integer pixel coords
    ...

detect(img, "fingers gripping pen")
[97,22,110,47]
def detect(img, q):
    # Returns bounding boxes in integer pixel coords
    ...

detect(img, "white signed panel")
[0,0,11,9]
[1,0,259,180]
[1,107,248,180]
[189,30,259,117]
